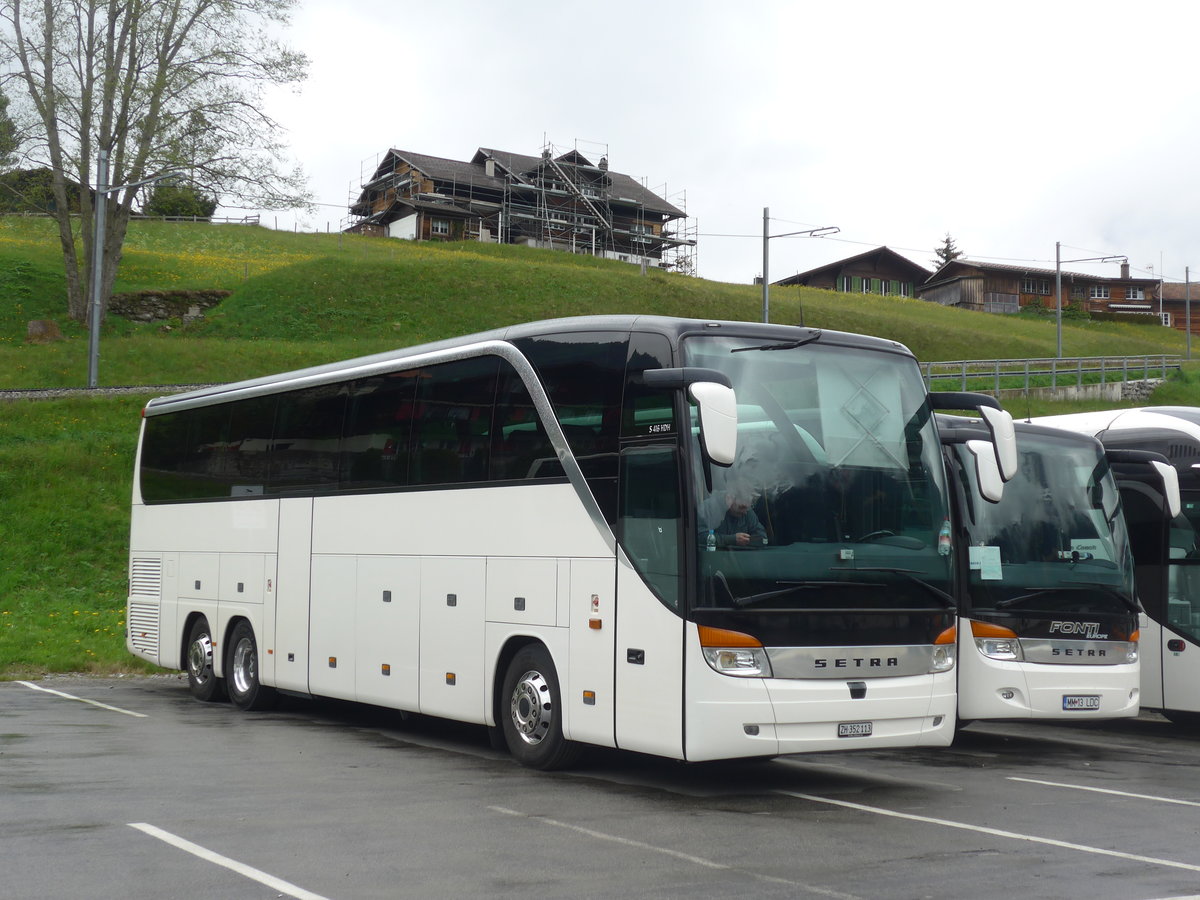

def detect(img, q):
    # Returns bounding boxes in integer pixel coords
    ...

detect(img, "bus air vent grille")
[128,601,160,655]
[130,558,162,598]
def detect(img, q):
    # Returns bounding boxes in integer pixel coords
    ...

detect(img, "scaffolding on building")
[345,139,697,274]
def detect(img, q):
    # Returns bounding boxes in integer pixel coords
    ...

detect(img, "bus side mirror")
[928,391,1017,482]
[1153,461,1182,518]
[689,382,737,466]
[966,439,1005,503]
[978,406,1018,482]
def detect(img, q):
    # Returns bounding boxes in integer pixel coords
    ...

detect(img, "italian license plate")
[1062,695,1101,711]
[838,721,873,738]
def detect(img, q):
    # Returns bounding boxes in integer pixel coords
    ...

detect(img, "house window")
[1162,312,1172,327]
[860,277,871,294]
[1090,285,1111,300]
[431,218,450,236]
[1126,286,1145,301]
[1070,285,1086,300]
[1023,278,1050,295]
[841,275,853,292]
[898,282,911,297]
[879,280,890,296]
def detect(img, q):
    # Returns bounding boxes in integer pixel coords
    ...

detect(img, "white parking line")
[777,791,1200,874]
[18,680,148,718]
[489,805,861,899]
[1008,776,1200,808]
[129,823,329,900]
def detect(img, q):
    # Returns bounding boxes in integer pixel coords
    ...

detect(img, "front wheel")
[185,617,226,702]
[226,621,277,711]
[500,645,580,770]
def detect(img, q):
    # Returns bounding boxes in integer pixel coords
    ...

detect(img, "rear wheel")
[185,617,226,702]
[500,645,580,770]
[226,620,277,711]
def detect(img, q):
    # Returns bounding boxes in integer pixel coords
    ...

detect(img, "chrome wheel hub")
[187,634,213,684]
[231,638,256,695]
[509,669,552,746]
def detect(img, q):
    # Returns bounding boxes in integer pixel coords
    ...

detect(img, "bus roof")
[1032,408,1200,444]
[143,314,916,414]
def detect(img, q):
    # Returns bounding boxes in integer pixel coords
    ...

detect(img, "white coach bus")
[127,315,1009,768]
[1032,407,1200,726]
[938,417,1142,726]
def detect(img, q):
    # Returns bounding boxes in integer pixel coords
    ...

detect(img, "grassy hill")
[2,215,1198,678]
[0,215,1191,387]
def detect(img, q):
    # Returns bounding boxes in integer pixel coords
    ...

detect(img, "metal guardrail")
[921,355,1183,392]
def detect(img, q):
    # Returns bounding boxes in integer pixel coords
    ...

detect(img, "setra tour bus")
[938,416,1143,726]
[126,315,1011,768]
[1032,407,1200,725]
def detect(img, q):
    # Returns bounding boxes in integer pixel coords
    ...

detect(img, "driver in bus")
[714,483,768,549]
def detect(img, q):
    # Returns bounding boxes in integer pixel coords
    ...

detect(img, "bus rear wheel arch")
[184,616,226,703]
[499,643,581,771]
[225,619,278,711]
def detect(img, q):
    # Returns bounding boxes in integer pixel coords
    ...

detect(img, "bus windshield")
[683,335,952,615]
[950,430,1135,616]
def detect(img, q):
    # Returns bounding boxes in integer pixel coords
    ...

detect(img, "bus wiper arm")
[995,584,1139,614]
[730,330,822,353]
[733,580,879,607]
[853,567,956,608]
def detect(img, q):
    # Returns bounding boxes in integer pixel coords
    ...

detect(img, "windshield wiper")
[732,580,878,607]
[730,330,822,353]
[853,567,956,608]
[994,583,1139,614]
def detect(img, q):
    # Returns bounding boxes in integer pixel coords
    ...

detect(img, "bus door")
[614,444,686,758]
[1162,493,1200,714]
[271,496,313,694]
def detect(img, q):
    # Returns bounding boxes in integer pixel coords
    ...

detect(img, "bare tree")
[0,0,311,324]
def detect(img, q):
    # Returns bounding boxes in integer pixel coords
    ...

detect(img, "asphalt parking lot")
[3,675,1200,900]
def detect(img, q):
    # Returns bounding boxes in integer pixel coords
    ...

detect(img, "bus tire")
[500,645,580,770]
[226,620,277,711]
[185,617,226,702]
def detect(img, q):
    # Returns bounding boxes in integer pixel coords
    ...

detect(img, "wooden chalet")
[920,259,1159,315]
[347,146,693,270]
[772,247,930,298]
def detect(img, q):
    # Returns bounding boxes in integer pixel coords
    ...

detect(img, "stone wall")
[108,289,230,323]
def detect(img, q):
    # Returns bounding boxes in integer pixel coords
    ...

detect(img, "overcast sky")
[238,0,1200,287]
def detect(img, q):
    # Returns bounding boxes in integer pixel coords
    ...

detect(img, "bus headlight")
[971,621,1023,662]
[930,625,957,672]
[698,625,772,677]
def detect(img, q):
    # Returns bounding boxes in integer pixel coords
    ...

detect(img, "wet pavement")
[2,675,1199,899]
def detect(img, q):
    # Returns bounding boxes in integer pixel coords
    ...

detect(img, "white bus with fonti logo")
[126,315,1010,767]
[939,417,1143,727]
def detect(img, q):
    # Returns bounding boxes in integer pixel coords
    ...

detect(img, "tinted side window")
[340,372,418,491]
[269,384,347,495]
[492,362,563,480]
[514,331,626,521]
[410,357,499,486]
[140,395,276,502]
[623,331,676,439]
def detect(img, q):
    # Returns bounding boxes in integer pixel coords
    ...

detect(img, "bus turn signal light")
[698,626,771,678]
[970,621,1017,640]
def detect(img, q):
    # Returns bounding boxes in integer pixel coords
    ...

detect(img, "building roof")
[358,146,684,219]
[1160,282,1200,301]
[773,246,930,287]
[927,258,1157,286]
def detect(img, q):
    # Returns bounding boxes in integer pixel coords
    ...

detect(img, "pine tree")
[932,233,963,270]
